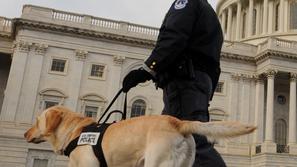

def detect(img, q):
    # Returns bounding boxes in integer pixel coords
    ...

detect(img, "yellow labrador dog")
[25,106,256,167]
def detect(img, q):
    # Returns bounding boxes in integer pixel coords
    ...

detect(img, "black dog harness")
[64,123,111,167]
[63,89,127,167]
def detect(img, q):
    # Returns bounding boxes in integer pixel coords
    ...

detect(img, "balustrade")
[257,37,297,55]
[52,11,83,23]
[49,8,158,37]
[91,17,120,29]
[0,17,12,33]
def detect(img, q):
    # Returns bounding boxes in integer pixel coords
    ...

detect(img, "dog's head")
[24,106,64,144]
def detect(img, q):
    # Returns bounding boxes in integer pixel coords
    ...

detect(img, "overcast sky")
[0,0,218,27]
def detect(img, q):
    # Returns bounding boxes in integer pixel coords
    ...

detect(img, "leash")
[97,88,127,124]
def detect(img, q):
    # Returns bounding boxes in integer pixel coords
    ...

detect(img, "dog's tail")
[179,121,256,142]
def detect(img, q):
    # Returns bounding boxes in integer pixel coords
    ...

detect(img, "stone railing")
[257,37,297,55]
[128,23,159,36]
[21,5,159,40]
[52,10,83,23]
[91,17,121,30]
[0,17,13,34]
[222,40,257,58]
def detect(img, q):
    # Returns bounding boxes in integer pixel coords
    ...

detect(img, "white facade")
[0,2,296,167]
[217,0,297,44]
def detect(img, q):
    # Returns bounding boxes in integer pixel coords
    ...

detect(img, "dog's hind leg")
[144,133,195,167]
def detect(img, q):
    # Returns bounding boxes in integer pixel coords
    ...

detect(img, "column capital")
[13,40,32,53]
[242,74,258,82]
[253,74,265,83]
[75,50,88,61]
[231,73,241,81]
[290,73,297,82]
[33,43,48,55]
[113,55,125,66]
[265,69,278,79]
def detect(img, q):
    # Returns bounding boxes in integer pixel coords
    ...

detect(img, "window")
[44,101,59,109]
[277,95,286,105]
[85,106,98,119]
[39,89,66,110]
[275,119,288,153]
[81,94,106,120]
[26,149,54,167]
[50,59,66,73]
[131,99,146,118]
[290,2,297,29]
[275,3,280,31]
[90,64,106,79]
[215,82,224,93]
[33,159,48,167]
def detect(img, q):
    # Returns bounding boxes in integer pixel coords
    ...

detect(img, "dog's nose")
[24,131,28,138]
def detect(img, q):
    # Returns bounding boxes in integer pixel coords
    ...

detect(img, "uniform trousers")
[162,70,226,167]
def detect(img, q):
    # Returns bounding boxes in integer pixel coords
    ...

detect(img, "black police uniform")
[144,0,225,166]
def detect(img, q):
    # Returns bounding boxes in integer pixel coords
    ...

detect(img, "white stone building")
[0,0,297,166]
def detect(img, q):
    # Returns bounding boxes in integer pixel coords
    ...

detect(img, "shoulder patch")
[174,0,188,10]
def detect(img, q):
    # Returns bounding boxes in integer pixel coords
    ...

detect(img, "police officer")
[122,0,225,166]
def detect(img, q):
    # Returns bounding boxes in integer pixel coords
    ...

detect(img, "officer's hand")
[122,68,152,93]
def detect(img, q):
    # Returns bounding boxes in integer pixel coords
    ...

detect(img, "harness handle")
[97,88,127,124]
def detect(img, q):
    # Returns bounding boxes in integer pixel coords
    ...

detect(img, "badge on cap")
[174,0,188,10]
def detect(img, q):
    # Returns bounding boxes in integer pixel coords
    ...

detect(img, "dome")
[216,0,297,45]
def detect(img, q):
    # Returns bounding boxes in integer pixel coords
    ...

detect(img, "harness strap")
[98,89,123,124]
[64,137,79,157]
[92,123,110,167]
[64,123,111,167]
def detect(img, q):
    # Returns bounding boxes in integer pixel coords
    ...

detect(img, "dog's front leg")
[69,146,100,167]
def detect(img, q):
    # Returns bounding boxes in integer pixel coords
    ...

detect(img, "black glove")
[122,68,153,92]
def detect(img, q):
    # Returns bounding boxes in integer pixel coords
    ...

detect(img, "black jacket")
[145,0,223,92]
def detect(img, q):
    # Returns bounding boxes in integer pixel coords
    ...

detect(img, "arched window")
[275,3,280,31]
[290,1,297,29]
[275,119,288,153]
[39,89,67,110]
[81,94,106,120]
[131,99,146,118]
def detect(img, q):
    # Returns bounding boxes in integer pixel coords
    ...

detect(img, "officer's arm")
[144,0,199,74]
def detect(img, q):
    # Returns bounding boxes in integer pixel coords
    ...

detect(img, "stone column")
[284,0,289,31]
[235,0,242,40]
[0,41,32,121]
[227,7,233,40]
[221,11,227,37]
[15,43,48,123]
[229,74,241,121]
[66,50,88,111]
[267,0,274,34]
[289,73,297,144]
[265,70,277,142]
[256,4,261,35]
[263,70,277,153]
[262,0,268,34]
[247,0,254,37]
[253,75,265,144]
[289,73,297,154]
[107,55,125,121]
[279,0,285,32]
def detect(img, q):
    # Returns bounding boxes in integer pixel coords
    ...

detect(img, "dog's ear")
[45,109,63,135]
